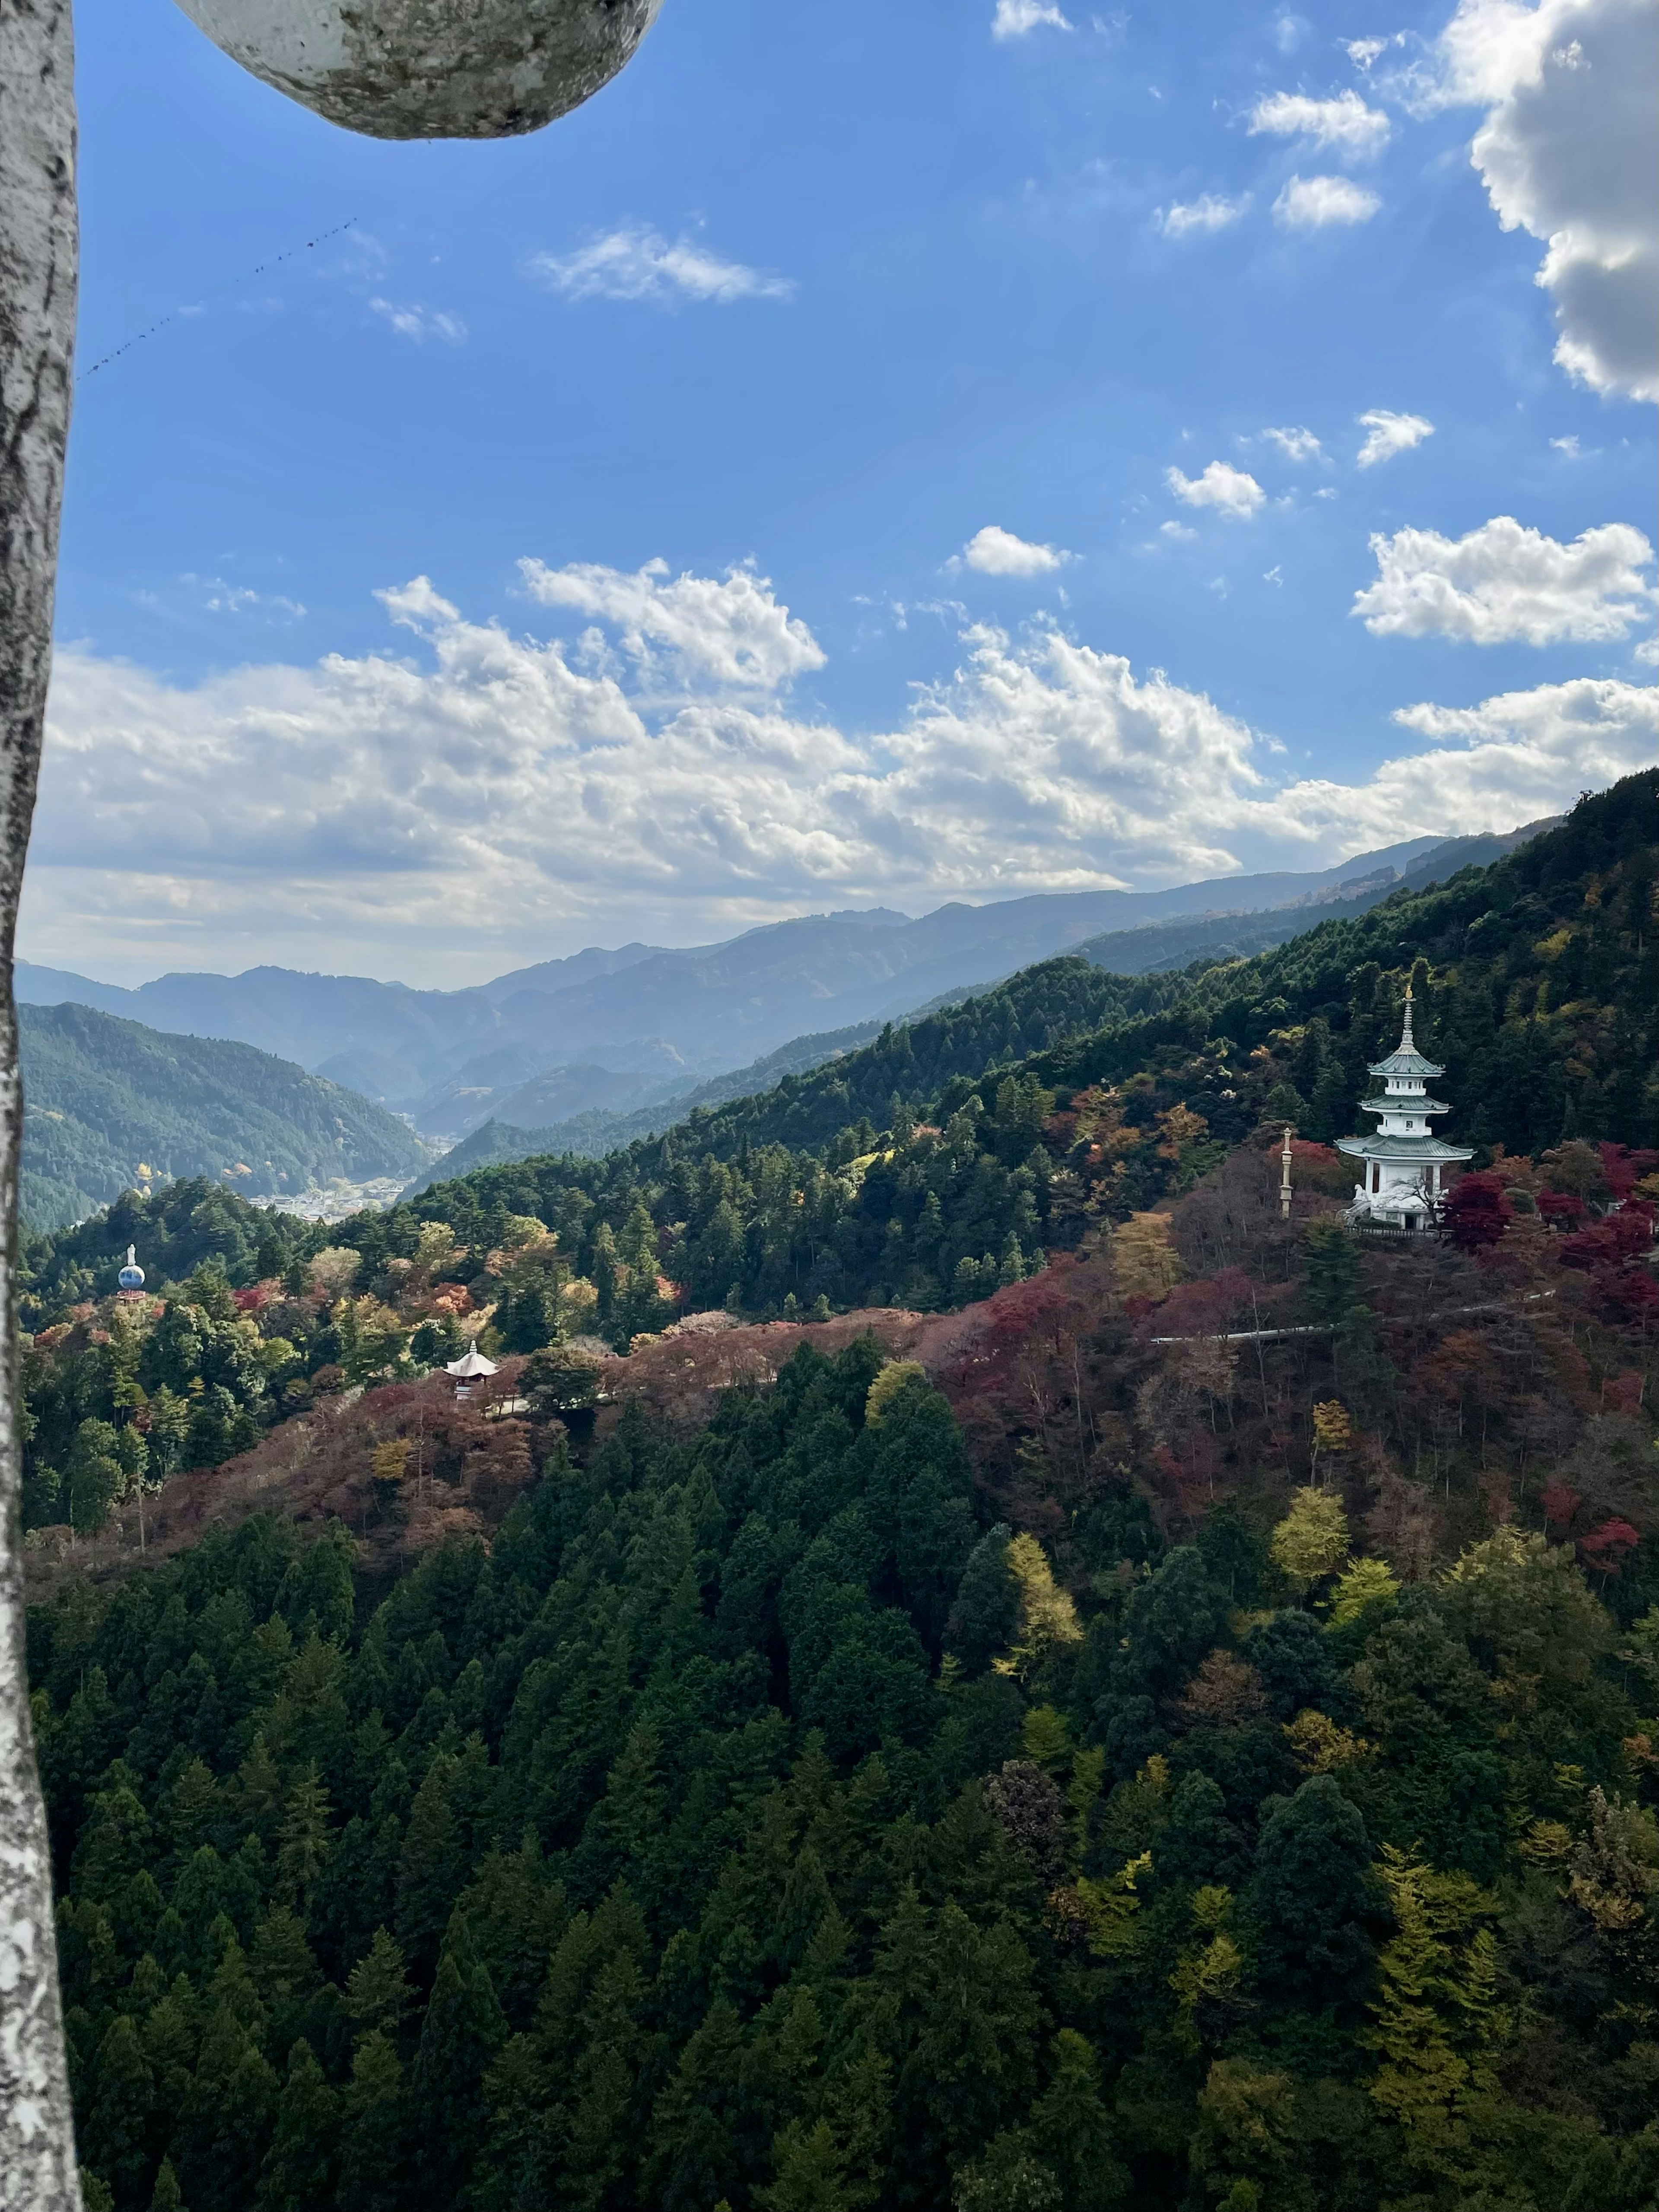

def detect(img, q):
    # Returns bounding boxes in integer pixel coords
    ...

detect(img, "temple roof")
[1361,1094,1452,1117]
[445,1341,499,1378]
[1336,1134,1475,1162]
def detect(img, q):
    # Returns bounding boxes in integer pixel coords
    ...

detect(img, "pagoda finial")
[1399,983,1415,1052]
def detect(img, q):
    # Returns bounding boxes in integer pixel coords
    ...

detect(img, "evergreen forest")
[17,771,1659,2212]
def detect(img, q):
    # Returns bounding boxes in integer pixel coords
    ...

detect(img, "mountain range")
[403,819,1559,1177]
[18,830,1516,1142]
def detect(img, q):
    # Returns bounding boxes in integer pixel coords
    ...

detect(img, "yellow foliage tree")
[1282,1709,1373,1774]
[1071,1851,1152,1958]
[1311,1400,1352,1457]
[1169,1887,1244,2054]
[864,1359,928,1427]
[371,1441,409,1485]
[1269,1488,1350,1591]
[993,1534,1084,1677]
[1328,1556,1400,1629]
[1366,1845,1511,2149]
[1110,1213,1182,1303]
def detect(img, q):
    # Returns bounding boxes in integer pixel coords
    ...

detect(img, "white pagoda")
[1336,987,1473,1231]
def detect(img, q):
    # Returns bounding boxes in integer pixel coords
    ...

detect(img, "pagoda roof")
[1361,1095,1452,1117]
[445,1341,499,1378]
[1336,1134,1475,1163]
[1368,1046,1446,1079]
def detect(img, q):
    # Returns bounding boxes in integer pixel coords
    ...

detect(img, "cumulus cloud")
[32,562,1658,974]
[1356,409,1436,466]
[1273,174,1382,226]
[518,557,825,692]
[1166,461,1266,517]
[959,526,1070,576]
[369,298,466,343]
[529,225,794,305]
[1260,425,1323,460]
[1437,0,1657,401]
[992,0,1071,35]
[1381,677,1658,815]
[1154,193,1248,238]
[1352,514,1656,642]
[1248,88,1391,156]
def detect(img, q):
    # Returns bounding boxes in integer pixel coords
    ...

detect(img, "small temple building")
[444,1340,498,1400]
[115,1246,147,1300]
[1336,987,1473,1231]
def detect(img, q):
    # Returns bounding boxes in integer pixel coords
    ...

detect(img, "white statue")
[0,7,662,2201]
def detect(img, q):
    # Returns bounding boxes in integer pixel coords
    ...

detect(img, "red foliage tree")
[1443,1173,1512,1253]
[1579,1517,1641,1574]
[1536,1190,1586,1227]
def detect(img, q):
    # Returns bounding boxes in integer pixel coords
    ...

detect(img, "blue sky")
[33,0,1657,985]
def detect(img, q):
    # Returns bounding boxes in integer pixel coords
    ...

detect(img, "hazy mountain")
[407,1015,890,1192]
[15,831,1471,1112]
[404,816,1564,1188]
[1068,818,1563,978]
[19,1003,430,1231]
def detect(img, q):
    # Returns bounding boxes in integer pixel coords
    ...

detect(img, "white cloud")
[369,298,466,344]
[31,563,1658,977]
[1160,520,1198,541]
[1272,174,1382,227]
[959,525,1070,576]
[1166,461,1266,517]
[1248,88,1392,156]
[992,0,1071,36]
[1352,514,1656,642]
[1260,425,1323,460]
[1154,193,1249,238]
[529,225,794,305]
[1380,678,1657,820]
[1437,0,1657,401]
[183,576,307,622]
[1344,35,1398,69]
[517,557,826,693]
[1550,432,1582,454]
[1356,408,1435,466]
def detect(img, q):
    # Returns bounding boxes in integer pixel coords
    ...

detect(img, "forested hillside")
[295,771,1654,1327]
[20,1005,429,1231]
[20,773,1659,2210]
[31,1180,1659,2212]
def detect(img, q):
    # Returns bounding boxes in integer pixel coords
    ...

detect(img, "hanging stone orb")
[170,0,663,140]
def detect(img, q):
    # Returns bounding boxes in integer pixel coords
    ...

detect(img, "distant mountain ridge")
[19,1003,430,1230]
[16,833,1466,1124]
[401,817,1561,1182]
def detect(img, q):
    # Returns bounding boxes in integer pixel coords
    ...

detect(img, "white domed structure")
[117,1245,147,1296]
[169,0,662,140]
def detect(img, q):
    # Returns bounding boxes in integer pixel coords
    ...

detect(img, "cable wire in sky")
[76,217,359,382]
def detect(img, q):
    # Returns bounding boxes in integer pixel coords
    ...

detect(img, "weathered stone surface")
[171,0,663,138]
[0,0,84,2192]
